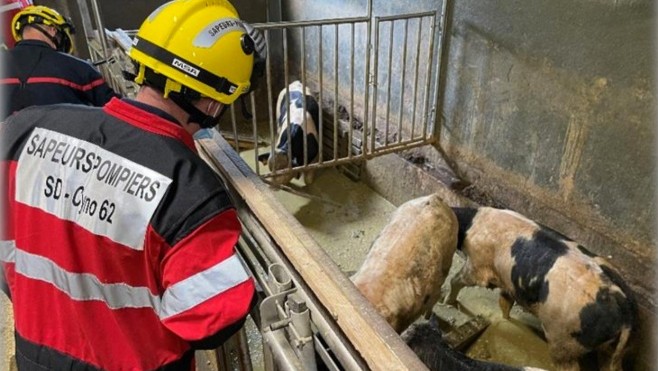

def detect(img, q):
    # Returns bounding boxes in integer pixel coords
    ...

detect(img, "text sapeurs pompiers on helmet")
[129,0,260,128]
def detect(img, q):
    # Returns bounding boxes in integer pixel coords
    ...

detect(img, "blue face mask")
[193,128,214,140]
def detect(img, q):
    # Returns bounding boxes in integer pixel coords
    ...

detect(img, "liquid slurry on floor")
[234,148,555,370]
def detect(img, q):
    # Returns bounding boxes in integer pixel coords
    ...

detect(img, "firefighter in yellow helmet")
[1,4,117,119]
[2,1,263,369]
[12,4,75,53]
[129,0,265,131]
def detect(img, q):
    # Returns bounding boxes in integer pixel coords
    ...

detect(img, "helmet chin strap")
[140,67,228,129]
[30,24,65,52]
[168,92,228,129]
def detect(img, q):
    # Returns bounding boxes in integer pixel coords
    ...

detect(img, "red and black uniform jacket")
[0,98,255,370]
[1,40,118,119]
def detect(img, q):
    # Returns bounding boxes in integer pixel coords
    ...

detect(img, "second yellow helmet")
[12,5,76,53]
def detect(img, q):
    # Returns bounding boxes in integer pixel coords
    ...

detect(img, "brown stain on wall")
[558,77,608,201]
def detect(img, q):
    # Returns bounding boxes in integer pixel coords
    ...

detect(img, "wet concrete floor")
[238,147,557,370]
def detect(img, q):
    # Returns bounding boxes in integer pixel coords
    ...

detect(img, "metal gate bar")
[226,7,446,183]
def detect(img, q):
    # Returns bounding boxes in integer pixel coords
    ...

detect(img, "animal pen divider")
[223,4,447,184]
[76,2,449,368]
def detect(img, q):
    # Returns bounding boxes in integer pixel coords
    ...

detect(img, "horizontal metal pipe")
[252,16,369,30]
[375,10,436,22]
[260,137,435,178]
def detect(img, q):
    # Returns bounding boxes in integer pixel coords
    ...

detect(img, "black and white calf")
[258,80,320,186]
[402,315,546,371]
[444,206,637,371]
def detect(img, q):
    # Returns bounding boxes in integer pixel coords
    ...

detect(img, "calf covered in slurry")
[351,193,458,333]
[444,207,637,371]
[402,315,546,371]
[258,80,320,186]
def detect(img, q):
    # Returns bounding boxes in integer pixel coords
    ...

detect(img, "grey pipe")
[287,293,316,371]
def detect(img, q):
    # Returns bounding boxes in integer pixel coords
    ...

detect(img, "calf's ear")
[257,153,270,165]
[428,312,441,330]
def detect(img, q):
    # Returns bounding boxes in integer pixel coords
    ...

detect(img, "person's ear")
[46,25,58,37]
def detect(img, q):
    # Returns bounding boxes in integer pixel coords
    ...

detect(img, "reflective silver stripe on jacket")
[0,239,249,319]
[160,254,249,318]
[0,240,16,263]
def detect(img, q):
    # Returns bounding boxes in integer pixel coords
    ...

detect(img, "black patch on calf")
[510,228,569,307]
[257,153,270,164]
[302,94,320,127]
[402,316,524,371]
[288,125,319,166]
[538,223,573,242]
[276,90,320,166]
[573,287,627,349]
[576,244,597,258]
[598,264,638,332]
[451,207,478,251]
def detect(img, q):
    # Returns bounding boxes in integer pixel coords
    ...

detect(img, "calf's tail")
[450,207,478,251]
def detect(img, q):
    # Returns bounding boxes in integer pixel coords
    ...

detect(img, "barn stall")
[1,0,654,370]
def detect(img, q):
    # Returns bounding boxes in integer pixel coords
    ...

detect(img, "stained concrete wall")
[436,4,656,369]
[283,0,656,369]
[438,1,655,294]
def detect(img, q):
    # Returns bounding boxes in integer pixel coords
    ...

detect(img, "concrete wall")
[283,0,656,369]
[436,3,655,369]
[438,0,655,292]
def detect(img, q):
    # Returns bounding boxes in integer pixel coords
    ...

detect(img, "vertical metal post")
[397,19,409,144]
[300,26,308,167]
[250,92,261,175]
[362,0,373,157]
[74,0,97,61]
[332,23,339,163]
[348,22,355,158]
[282,28,293,173]
[263,264,293,371]
[421,13,437,138]
[431,0,450,140]
[263,29,276,178]
[287,293,316,371]
[87,0,119,93]
[410,18,423,139]
[370,17,380,155]
[88,0,110,59]
[317,25,324,163]
[384,20,394,147]
[230,103,239,151]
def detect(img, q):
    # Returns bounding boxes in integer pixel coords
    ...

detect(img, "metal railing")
[226,7,447,184]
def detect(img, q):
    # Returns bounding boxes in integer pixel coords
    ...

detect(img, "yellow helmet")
[130,0,255,105]
[12,5,76,53]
